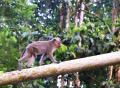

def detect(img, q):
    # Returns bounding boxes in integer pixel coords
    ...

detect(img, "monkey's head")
[52,37,62,48]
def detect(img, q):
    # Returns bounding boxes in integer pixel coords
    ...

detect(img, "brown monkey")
[18,37,61,70]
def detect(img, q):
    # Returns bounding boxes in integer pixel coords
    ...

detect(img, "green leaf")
[71,52,76,58]
[58,44,67,53]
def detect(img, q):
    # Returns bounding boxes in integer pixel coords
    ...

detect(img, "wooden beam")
[0,51,120,85]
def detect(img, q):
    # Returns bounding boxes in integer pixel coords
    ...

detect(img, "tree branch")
[0,51,120,85]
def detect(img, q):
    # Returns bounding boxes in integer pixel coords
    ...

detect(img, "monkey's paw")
[53,61,59,64]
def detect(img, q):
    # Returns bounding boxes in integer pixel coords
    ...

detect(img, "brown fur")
[18,37,61,70]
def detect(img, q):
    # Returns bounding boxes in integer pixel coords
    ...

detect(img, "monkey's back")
[26,41,51,55]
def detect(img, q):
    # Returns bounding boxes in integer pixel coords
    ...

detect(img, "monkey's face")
[53,38,62,48]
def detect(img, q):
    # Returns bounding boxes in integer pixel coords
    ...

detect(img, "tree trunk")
[108,66,113,80]
[112,0,119,33]
[59,3,64,30]
[74,72,80,88]
[74,0,80,28]
[65,3,70,31]
[61,75,65,88]
[108,0,120,80]
[74,1,85,87]
[116,67,120,82]
[74,0,81,86]
[79,2,85,25]
[59,2,66,30]
[0,51,120,86]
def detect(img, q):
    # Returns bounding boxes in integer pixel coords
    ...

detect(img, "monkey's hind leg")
[18,52,30,70]
[26,56,35,68]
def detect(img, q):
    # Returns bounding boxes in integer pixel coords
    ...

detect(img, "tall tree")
[112,0,120,82]
[65,2,70,31]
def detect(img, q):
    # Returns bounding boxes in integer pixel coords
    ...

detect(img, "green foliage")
[0,29,19,71]
[57,44,67,53]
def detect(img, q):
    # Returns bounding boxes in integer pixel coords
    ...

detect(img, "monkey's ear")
[52,38,57,42]
[52,37,61,42]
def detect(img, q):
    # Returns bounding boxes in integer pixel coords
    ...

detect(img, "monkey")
[18,37,62,70]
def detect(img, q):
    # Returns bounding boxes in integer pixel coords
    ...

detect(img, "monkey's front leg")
[49,54,58,63]
[39,53,47,65]
[26,56,35,68]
